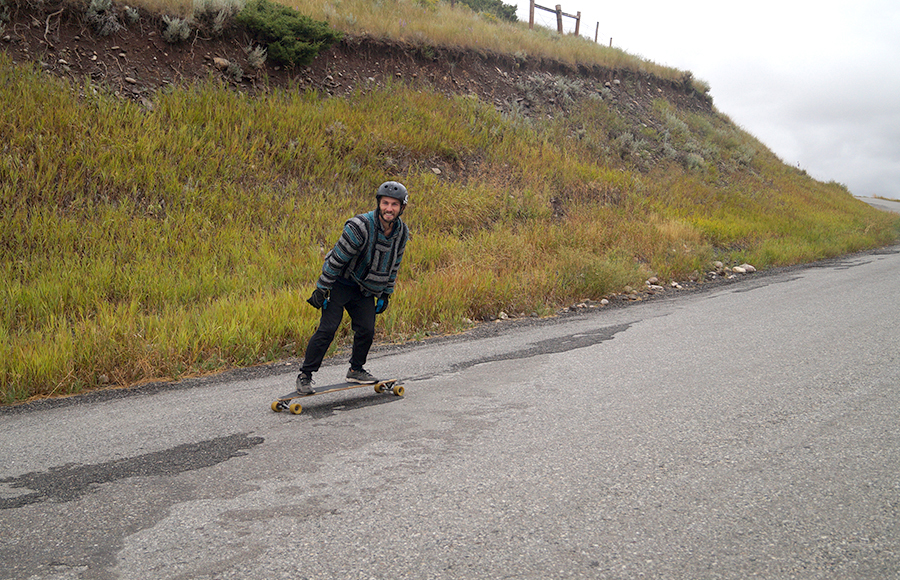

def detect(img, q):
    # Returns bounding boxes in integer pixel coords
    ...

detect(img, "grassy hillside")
[1,0,898,403]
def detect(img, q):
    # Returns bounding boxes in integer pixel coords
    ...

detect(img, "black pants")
[300,281,376,374]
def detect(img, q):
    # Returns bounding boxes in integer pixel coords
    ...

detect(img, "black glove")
[307,288,329,309]
[375,294,390,314]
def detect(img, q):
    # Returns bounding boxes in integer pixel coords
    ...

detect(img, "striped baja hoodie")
[316,210,409,296]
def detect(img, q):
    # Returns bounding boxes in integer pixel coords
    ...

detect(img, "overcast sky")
[517,0,900,199]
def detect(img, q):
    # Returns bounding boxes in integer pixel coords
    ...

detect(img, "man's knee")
[353,321,374,339]
[350,314,375,338]
[315,306,345,336]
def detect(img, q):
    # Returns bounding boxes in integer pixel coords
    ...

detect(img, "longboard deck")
[271,378,404,415]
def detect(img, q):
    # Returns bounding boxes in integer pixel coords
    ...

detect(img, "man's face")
[378,197,403,223]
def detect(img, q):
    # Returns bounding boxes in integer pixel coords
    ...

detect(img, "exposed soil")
[2,1,713,121]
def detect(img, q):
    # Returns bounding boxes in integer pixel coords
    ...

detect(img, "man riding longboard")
[295,181,410,394]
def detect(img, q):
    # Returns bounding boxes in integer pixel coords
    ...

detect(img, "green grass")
[2,1,899,403]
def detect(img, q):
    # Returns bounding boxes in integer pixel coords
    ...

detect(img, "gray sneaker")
[346,368,378,384]
[296,372,314,394]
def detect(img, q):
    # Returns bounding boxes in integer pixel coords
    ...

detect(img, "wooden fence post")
[574,11,580,36]
[594,22,599,43]
[555,5,563,34]
[529,0,535,29]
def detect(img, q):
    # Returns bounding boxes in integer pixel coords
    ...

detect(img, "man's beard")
[377,205,403,221]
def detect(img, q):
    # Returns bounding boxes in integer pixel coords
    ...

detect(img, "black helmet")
[376,181,409,205]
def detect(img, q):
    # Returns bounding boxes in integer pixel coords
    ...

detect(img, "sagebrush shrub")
[124,5,139,24]
[86,0,123,36]
[245,44,267,69]
[162,14,192,43]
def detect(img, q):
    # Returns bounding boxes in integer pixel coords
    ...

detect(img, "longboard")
[271,378,404,415]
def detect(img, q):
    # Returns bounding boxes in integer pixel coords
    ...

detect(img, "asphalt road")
[857,196,900,214]
[2,246,899,580]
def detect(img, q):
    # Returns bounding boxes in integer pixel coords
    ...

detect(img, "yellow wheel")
[271,401,282,413]
[392,385,405,397]
[374,383,385,393]
[289,403,303,415]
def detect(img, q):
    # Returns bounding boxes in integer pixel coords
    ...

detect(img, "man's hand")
[375,294,390,314]
[307,288,329,310]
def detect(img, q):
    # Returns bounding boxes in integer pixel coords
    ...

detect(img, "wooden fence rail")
[447,0,605,46]
[528,0,580,36]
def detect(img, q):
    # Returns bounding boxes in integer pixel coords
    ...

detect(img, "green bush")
[236,0,343,67]
[455,0,517,22]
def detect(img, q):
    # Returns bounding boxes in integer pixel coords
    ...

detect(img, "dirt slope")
[2,2,712,120]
